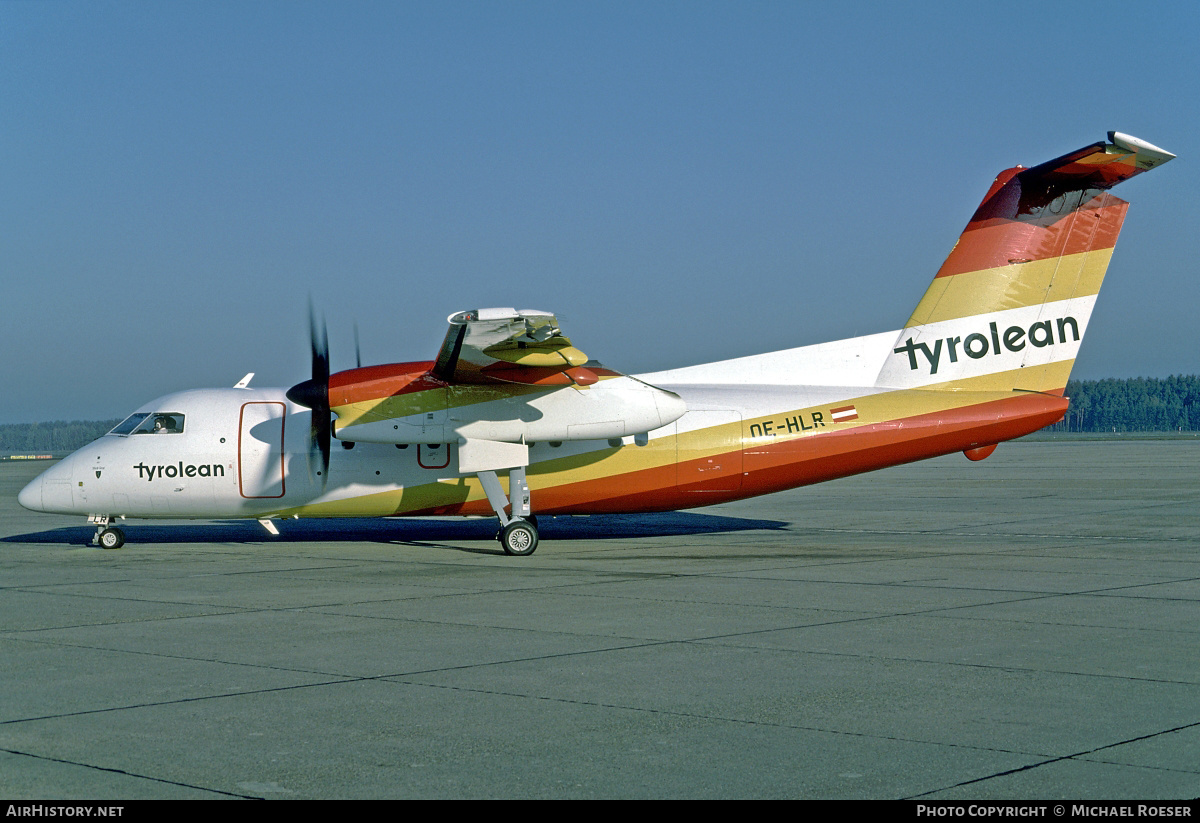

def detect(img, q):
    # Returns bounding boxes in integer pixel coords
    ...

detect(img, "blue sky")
[2,1,1196,424]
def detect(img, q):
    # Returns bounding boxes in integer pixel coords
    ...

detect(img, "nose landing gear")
[477,466,539,556]
[88,515,125,549]
[499,518,538,556]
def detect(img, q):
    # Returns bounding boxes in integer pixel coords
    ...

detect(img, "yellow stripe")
[906,360,1075,395]
[848,363,1072,425]
[334,384,546,428]
[272,438,681,517]
[528,437,675,490]
[334,376,622,428]
[906,249,1112,326]
[280,369,1074,518]
[272,476,473,517]
[742,365,1072,443]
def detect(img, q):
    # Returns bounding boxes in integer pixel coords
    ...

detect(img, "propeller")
[286,302,331,489]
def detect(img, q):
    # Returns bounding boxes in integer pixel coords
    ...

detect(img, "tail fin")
[875,132,1173,392]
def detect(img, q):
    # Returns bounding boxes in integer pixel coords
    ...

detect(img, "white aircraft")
[18,132,1174,556]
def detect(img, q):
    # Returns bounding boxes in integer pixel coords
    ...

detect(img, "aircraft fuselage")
[19,380,1067,523]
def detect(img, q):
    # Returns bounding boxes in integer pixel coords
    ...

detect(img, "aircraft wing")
[431,308,600,386]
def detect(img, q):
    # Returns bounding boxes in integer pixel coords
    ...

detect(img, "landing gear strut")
[89,515,125,549]
[477,466,539,556]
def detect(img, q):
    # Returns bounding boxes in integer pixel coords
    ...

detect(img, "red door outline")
[239,402,287,498]
[418,443,451,469]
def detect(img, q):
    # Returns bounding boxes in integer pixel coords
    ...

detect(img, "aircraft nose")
[17,475,42,511]
[18,456,75,513]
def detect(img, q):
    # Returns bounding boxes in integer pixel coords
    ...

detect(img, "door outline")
[418,442,451,469]
[239,402,287,498]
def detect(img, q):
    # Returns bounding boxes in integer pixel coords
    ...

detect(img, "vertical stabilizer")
[875,133,1173,392]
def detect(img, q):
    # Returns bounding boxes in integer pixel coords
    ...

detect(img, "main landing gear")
[88,515,125,549]
[477,466,539,556]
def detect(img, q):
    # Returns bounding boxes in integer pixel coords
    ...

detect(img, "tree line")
[1050,375,1200,433]
[1,420,122,454]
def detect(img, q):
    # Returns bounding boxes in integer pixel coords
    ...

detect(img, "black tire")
[98,527,125,550]
[499,520,538,556]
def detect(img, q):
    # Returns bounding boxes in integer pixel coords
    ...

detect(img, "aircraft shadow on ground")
[4,512,788,548]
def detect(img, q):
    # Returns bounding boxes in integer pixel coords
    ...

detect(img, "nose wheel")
[89,516,125,549]
[500,519,538,556]
[97,527,126,550]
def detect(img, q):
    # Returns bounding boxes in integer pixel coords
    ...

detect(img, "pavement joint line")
[374,677,1096,762]
[1068,754,1200,777]
[270,594,1058,641]
[688,637,1200,687]
[920,612,1200,635]
[2,565,1185,635]
[0,610,254,634]
[0,746,261,799]
[0,632,371,680]
[904,717,1200,798]
[809,527,1197,543]
[4,572,1196,673]
[0,558,1053,611]
[7,592,1196,726]
[6,562,1197,611]
[0,677,377,726]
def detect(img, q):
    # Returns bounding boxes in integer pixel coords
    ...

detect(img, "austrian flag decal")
[830,405,858,423]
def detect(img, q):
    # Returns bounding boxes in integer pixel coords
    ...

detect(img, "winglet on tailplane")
[875,132,1174,392]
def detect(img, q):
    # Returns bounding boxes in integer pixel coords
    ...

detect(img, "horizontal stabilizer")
[1018,132,1175,191]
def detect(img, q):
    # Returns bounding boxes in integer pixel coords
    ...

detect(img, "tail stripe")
[931,190,1126,282]
[909,245,1114,328]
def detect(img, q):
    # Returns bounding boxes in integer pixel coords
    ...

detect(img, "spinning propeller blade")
[286,302,332,489]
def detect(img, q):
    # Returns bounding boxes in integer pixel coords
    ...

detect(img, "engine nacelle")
[332,375,686,445]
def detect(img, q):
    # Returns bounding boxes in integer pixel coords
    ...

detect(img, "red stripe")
[329,361,442,407]
[402,391,1068,517]
[330,363,624,406]
[935,189,1127,279]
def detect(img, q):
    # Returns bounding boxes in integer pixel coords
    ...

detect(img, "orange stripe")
[401,391,1068,517]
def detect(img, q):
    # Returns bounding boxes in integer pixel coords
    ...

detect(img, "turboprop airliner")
[18,132,1174,555]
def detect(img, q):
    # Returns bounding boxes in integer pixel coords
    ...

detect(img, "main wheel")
[499,520,538,556]
[98,527,125,550]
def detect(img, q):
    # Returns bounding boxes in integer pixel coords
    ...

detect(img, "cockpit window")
[138,413,184,434]
[109,412,185,435]
[109,413,151,435]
